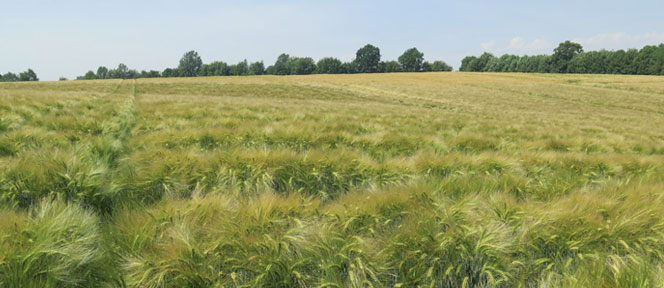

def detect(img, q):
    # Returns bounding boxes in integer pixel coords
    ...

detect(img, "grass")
[1,72,664,287]
[0,200,116,287]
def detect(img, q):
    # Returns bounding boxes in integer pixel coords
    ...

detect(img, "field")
[1,72,664,287]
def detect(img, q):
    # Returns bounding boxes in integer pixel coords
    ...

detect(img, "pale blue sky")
[2,0,663,80]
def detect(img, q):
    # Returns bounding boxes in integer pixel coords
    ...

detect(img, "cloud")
[507,37,550,53]
[572,32,664,50]
[508,37,525,49]
[478,37,552,55]
[480,40,495,51]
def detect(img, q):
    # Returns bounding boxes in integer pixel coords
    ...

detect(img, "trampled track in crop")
[1,72,664,287]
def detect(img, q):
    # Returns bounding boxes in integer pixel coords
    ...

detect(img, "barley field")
[1,72,664,287]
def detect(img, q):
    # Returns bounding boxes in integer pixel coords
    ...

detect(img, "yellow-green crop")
[1,72,664,287]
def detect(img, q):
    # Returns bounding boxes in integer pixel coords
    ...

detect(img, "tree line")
[0,69,39,82]
[76,45,453,80]
[460,41,664,75]
[8,41,662,82]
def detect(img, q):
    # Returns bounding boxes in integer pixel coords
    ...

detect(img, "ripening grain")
[1,73,664,287]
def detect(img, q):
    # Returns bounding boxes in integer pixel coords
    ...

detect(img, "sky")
[2,0,664,80]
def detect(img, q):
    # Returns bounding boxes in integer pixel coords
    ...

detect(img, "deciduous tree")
[552,41,583,73]
[249,61,265,75]
[398,48,424,72]
[18,69,38,81]
[354,44,381,73]
[178,50,203,77]
[316,57,343,74]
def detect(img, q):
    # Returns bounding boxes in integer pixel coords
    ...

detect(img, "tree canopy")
[249,61,265,75]
[1,69,38,82]
[1,72,19,82]
[96,66,109,79]
[459,41,664,75]
[316,57,343,74]
[178,50,203,77]
[354,44,381,73]
[19,69,39,81]
[552,41,584,72]
[74,46,457,80]
[431,60,453,72]
[72,41,664,80]
[229,60,249,76]
[398,48,425,72]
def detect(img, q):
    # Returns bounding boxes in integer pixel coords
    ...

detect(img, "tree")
[178,50,203,77]
[82,70,98,80]
[632,45,664,75]
[536,55,553,73]
[377,61,386,73]
[96,66,109,79]
[459,56,477,72]
[118,64,129,78]
[287,57,316,75]
[431,60,453,72]
[457,42,663,75]
[483,54,520,72]
[398,48,425,72]
[127,69,139,79]
[341,62,357,74]
[272,53,291,75]
[552,41,583,73]
[59,77,68,81]
[567,50,613,74]
[229,60,249,76]
[422,62,433,72]
[139,70,161,78]
[623,49,640,74]
[109,63,130,79]
[474,53,496,72]
[654,44,664,75]
[316,57,343,74]
[607,50,628,74]
[162,68,178,77]
[383,61,402,73]
[354,44,381,73]
[199,64,210,76]
[1,72,19,82]
[148,70,161,78]
[18,69,38,81]
[249,61,265,75]
[460,53,495,72]
[202,61,229,76]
